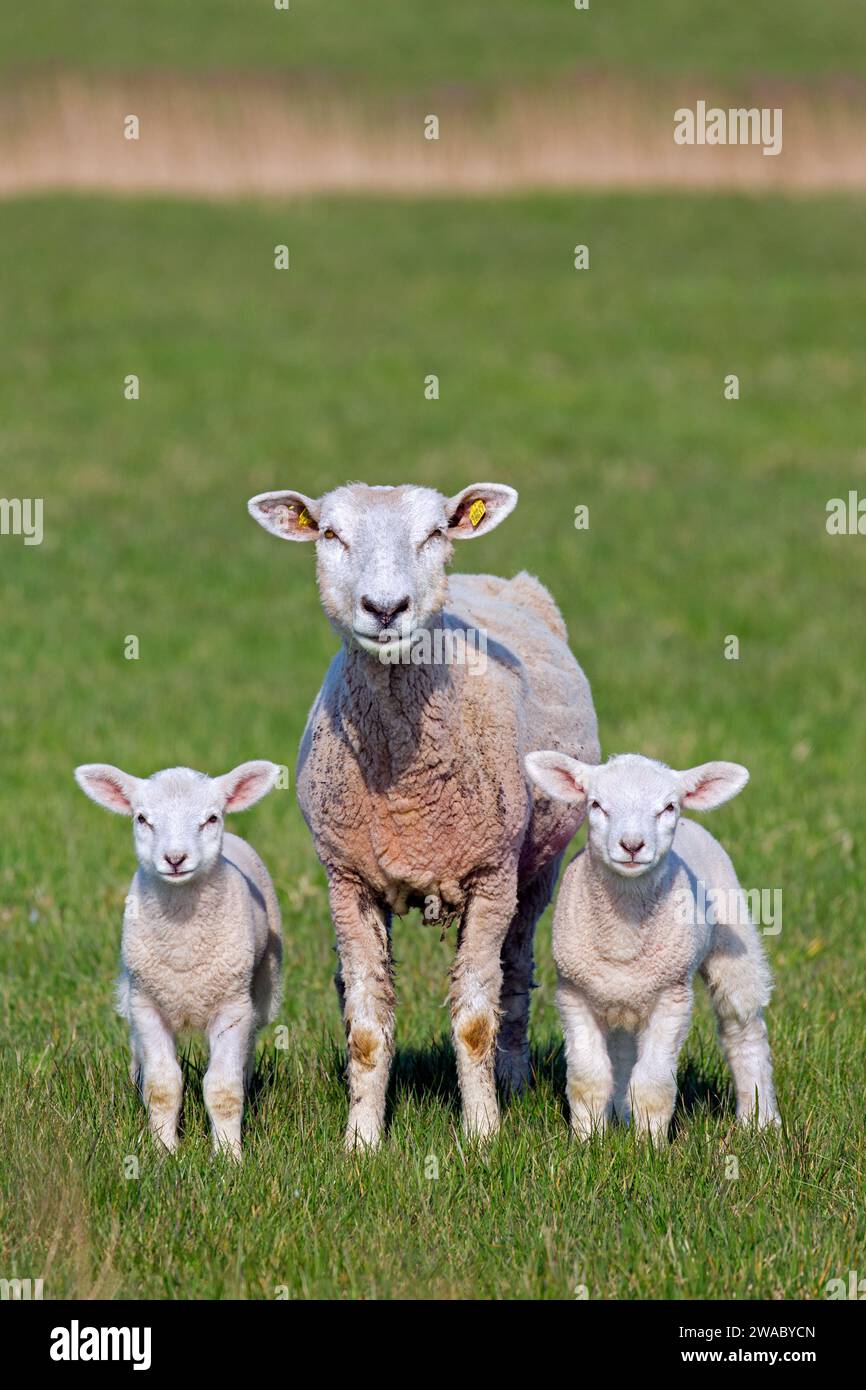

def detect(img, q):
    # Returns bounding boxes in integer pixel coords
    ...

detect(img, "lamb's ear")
[215,761,281,813]
[677,761,749,811]
[74,764,140,815]
[446,483,517,539]
[247,490,321,542]
[525,751,591,804]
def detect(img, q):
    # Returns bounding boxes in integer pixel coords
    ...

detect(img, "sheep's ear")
[677,761,749,811]
[215,761,280,813]
[446,483,517,539]
[74,764,139,815]
[525,751,590,804]
[247,490,321,542]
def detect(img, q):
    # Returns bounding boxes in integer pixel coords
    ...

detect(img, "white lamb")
[74,761,283,1158]
[524,751,780,1141]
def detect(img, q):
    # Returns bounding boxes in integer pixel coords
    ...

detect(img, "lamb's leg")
[330,873,395,1151]
[496,861,558,1095]
[451,866,518,1140]
[204,1003,255,1160]
[629,984,693,1144]
[716,1012,779,1126]
[557,981,613,1138]
[701,920,780,1127]
[129,995,182,1153]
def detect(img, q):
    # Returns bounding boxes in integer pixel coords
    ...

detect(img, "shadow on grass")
[672,1058,729,1136]
[322,1028,734,1138]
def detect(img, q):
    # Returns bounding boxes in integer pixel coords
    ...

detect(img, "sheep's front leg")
[129,994,182,1153]
[629,984,693,1144]
[330,873,395,1151]
[557,981,613,1138]
[204,1003,255,1160]
[451,867,517,1140]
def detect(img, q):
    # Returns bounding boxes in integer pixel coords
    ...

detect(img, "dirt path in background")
[1,71,864,197]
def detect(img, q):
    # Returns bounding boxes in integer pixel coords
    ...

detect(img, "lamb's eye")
[590,799,603,813]
[205,814,219,826]
[422,528,444,546]
[661,803,676,816]
[136,813,149,827]
[323,528,338,541]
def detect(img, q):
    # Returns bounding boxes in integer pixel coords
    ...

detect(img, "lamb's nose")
[165,852,187,870]
[620,837,645,856]
[360,595,411,628]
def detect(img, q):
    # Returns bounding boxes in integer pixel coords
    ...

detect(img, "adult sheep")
[248,481,599,1146]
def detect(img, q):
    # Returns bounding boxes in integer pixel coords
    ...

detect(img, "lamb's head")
[74,761,280,885]
[247,481,517,657]
[524,752,749,880]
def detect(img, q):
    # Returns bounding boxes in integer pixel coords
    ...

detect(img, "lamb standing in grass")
[524,752,779,1141]
[248,481,599,1147]
[74,761,282,1158]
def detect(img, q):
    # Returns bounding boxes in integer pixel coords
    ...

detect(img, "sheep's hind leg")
[451,865,518,1140]
[330,874,395,1151]
[700,921,780,1128]
[716,1010,779,1127]
[496,861,558,1096]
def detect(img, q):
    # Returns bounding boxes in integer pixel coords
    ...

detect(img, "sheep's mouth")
[352,629,414,659]
[160,868,195,881]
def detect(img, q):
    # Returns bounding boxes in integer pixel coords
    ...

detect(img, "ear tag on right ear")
[468,498,486,528]
[296,506,313,528]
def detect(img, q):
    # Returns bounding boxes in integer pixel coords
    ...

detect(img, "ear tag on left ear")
[296,506,313,528]
[468,498,486,528]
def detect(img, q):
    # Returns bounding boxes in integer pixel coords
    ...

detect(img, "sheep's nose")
[619,837,645,856]
[165,852,187,869]
[360,594,411,628]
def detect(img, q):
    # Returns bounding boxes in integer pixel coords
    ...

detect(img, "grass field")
[0,192,864,1299]
[0,0,864,82]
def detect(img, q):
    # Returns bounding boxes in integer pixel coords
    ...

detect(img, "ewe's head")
[525,752,748,880]
[74,761,280,886]
[247,482,517,658]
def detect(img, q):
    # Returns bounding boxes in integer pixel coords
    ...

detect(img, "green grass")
[0,192,864,1298]
[0,0,863,82]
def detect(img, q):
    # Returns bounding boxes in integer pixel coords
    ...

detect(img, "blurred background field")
[2,2,865,195]
[0,4,864,1301]
[0,0,864,81]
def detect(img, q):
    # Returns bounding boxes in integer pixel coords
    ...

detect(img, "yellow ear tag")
[296,506,313,528]
[468,498,486,528]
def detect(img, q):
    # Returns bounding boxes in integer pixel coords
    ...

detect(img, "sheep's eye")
[323,528,338,541]
[422,528,444,547]
[661,803,676,816]
[136,813,149,827]
[590,799,604,813]
[204,814,219,826]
